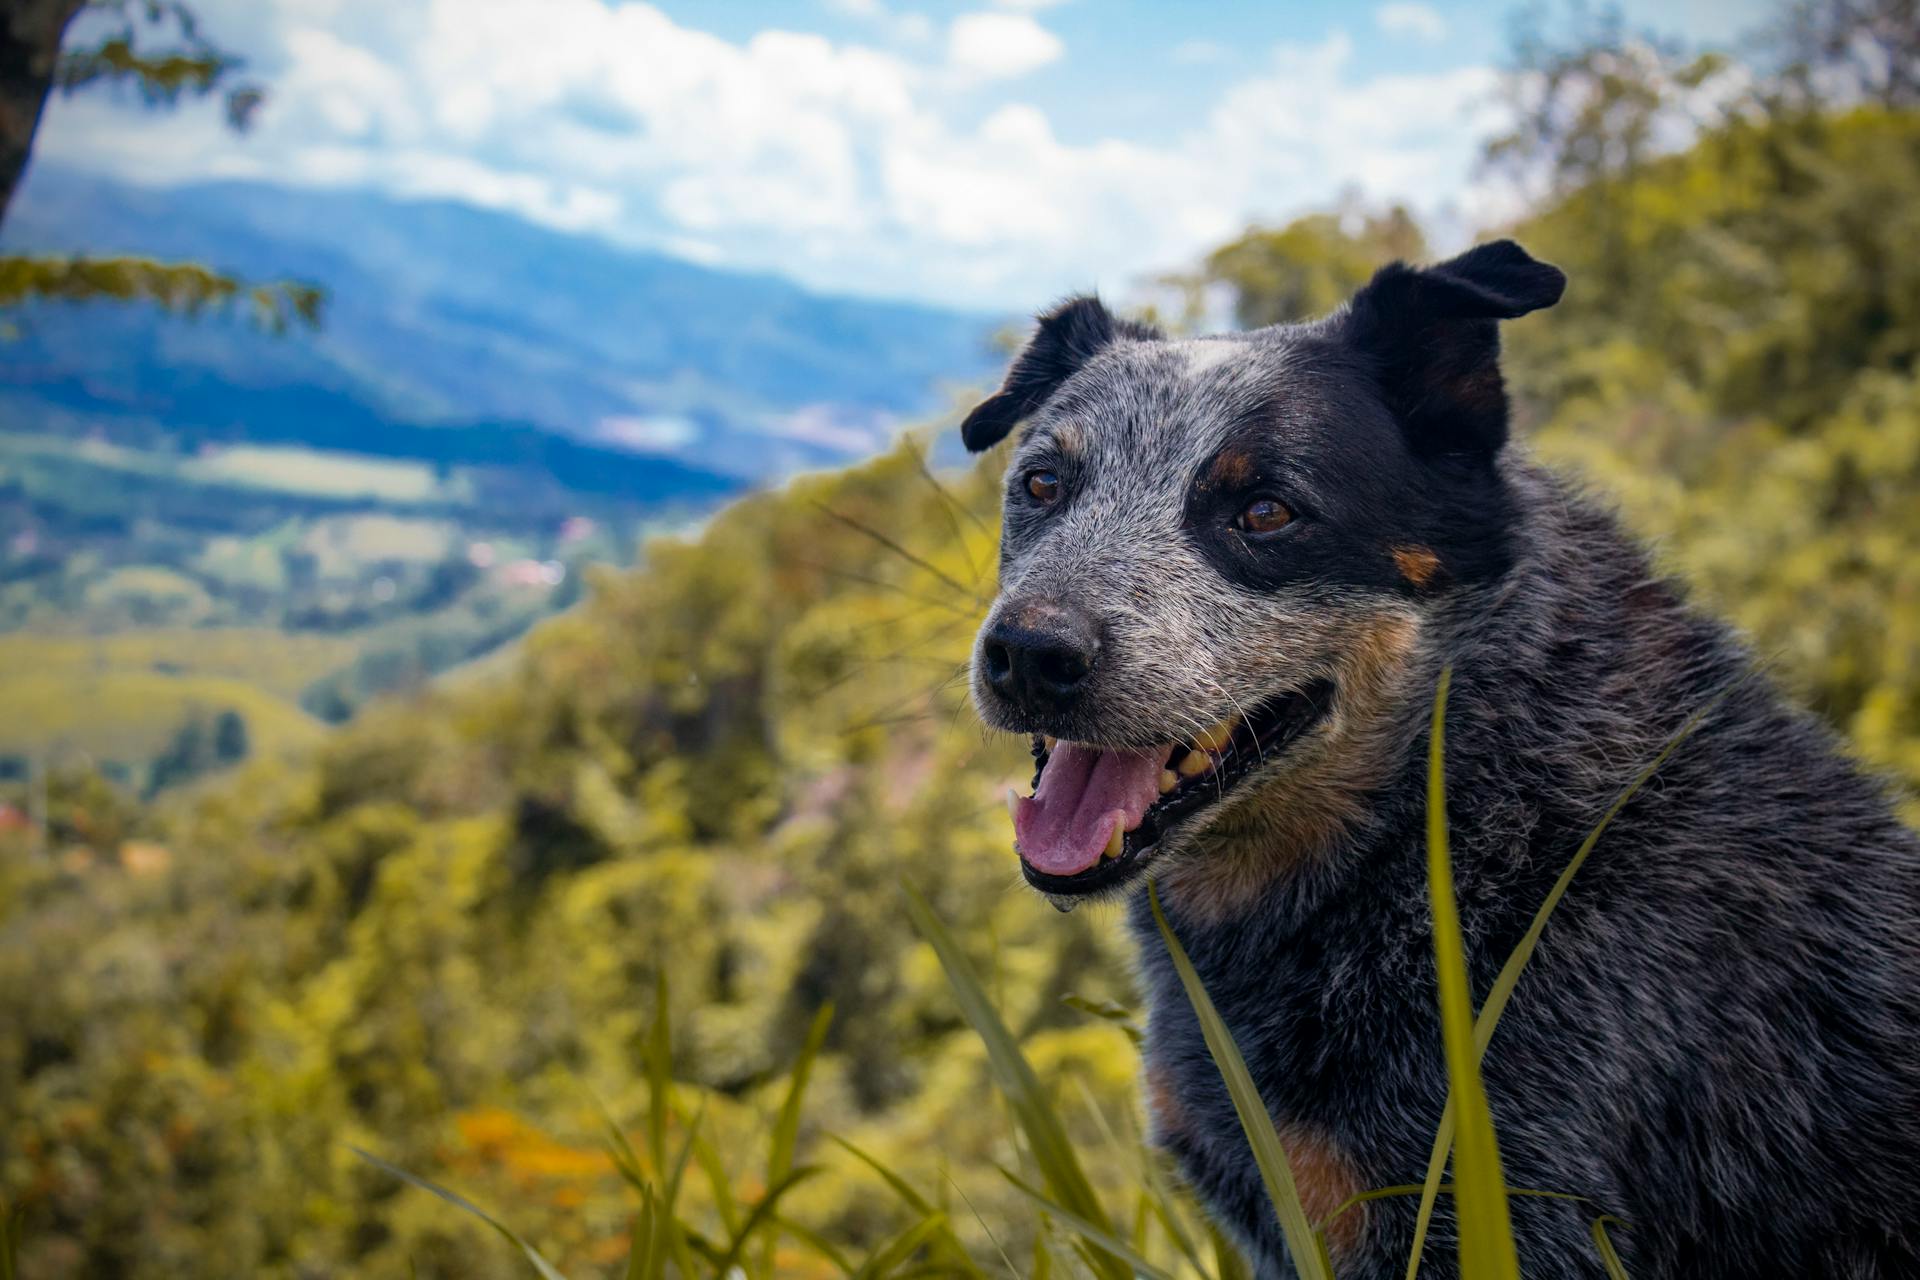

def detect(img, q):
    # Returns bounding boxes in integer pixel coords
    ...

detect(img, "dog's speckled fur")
[963,242,1920,1277]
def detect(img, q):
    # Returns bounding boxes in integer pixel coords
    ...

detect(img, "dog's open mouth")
[1009,679,1335,896]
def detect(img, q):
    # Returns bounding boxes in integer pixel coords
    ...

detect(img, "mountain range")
[0,167,1004,492]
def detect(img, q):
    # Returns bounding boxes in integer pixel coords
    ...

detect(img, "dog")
[960,241,1920,1278]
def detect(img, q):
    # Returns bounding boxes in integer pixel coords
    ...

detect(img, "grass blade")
[351,1146,571,1280]
[997,1169,1181,1280]
[1590,1216,1631,1279]
[1422,667,1521,1279]
[1404,681,1737,1277]
[1067,1076,1208,1278]
[774,1212,857,1276]
[645,970,672,1177]
[831,1136,985,1277]
[1060,994,1144,1045]
[772,1003,834,1183]
[902,881,1130,1280]
[626,1185,657,1280]
[712,1165,823,1280]
[763,1003,834,1277]
[1208,1221,1253,1280]
[833,1136,939,1216]
[1148,881,1333,1280]
[676,1095,743,1237]
[852,1213,952,1280]
[1,1195,21,1280]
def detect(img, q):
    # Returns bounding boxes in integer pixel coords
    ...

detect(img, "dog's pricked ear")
[960,296,1160,452]
[1341,239,1566,458]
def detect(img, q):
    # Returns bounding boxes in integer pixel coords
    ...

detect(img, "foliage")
[1164,202,1425,330]
[0,255,322,331]
[56,0,259,125]
[0,0,310,327]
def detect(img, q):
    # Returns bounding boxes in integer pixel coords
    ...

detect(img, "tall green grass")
[344,670,1725,1278]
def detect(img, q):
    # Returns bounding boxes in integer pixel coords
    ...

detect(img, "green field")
[0,432,465,504]
[0,629,355,761]
[0,423,629,786]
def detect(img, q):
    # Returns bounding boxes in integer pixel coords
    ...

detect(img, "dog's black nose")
[982,604,1100,715]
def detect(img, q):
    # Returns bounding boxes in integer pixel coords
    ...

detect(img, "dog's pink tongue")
[1013,743,1164,877]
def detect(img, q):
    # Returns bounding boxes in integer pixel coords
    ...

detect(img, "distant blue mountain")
[0,167,1002,485]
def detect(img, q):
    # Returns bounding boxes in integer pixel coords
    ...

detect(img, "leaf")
[626,1185,656,1280]
[0,254,323,331]
[1,1194,21,1280]
[771,1002,834,1183]
[1148,881,1333,1280]
[901,881,1130,1280]
[1060,994,1145,1045]
[1067,1076,1207,1278]
[711,1165,823,1280]
[1590,1215,1632,1279]
[1421,667,1522,1279]
[1208,1221,1254,1280]
[677,1095,743,1237]
[644,969,672,1176]
[773,1212,856,1276]
[997,1168,1181,1280]
[763,1002,833,1276]
[830,1136,985,1278]
[832,1135,939,1216]
[351,1147,571,1280]
[852,1213,952,1280]
[1404,681,1737,1278]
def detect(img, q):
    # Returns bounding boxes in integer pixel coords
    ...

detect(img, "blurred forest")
[3,1,1919,1276]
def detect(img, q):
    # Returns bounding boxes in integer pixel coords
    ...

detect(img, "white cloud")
[946,12,1064,82]
[29,2,1507,309]
[989,0,1070,9]
[1375,3,1449,43]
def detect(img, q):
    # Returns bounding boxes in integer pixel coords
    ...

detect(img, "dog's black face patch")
[1181,346,1517,599]
[967,243,1562,897]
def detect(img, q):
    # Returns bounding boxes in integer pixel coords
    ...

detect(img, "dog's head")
[965,240,1565,906]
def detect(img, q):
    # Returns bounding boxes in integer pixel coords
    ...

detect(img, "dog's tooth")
[1158,769,1178,794]
[1005,788,1023,823]
[1102,817,1125,859]
[1177,750,1210,777]
[1043,735,1057,751]
[1192,718,1238,752]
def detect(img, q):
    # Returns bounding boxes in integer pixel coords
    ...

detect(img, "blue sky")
[35,0,1769,311]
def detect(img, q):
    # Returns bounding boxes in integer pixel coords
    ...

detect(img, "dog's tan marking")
[1162,611,1422,925]
[1206,449,1255,489]
[1051,420,1088,457]
[1279,1124,1368,1258]
[1144,1059,1188,1146]
[1391,544,1442,589]
[1145,1064,1367,1255]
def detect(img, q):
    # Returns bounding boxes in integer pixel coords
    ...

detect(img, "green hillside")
[2,96,1918,1280]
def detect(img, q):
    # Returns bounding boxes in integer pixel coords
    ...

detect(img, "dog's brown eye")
[1237,497,1292,534]
[1026,470,1061,503]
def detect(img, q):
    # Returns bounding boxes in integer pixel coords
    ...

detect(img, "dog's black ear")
[960,296,1160,452]
[1340,239,1565,458]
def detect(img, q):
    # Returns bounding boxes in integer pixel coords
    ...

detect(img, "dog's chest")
[1128,887,1445,1270]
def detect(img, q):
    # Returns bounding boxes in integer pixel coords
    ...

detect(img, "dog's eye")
[1026,470,1062,504]
[1236,497,1292,535]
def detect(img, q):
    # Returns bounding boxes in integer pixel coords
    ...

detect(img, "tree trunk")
[1,0,86,227]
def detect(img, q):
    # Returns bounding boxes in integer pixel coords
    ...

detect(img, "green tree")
[0,0,321,328]
[1168,201,1426,330]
